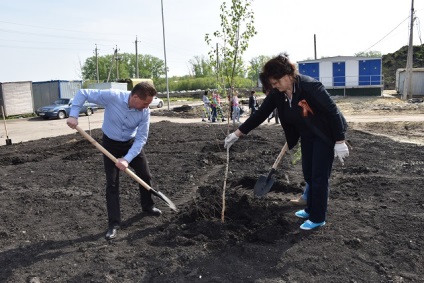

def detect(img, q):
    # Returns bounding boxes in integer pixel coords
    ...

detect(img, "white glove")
[224,132,239,149]
[334,142,349,164]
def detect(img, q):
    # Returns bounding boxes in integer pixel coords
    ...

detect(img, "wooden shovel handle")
[1,105,10,136]
[75,125,152,191]
[271,142,288,169]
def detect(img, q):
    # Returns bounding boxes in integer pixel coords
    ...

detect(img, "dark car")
[36,98,98,119]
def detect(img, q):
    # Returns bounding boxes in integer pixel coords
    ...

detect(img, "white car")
[149,96,164,108]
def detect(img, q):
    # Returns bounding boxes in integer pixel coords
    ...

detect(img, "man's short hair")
[131,82,157,99]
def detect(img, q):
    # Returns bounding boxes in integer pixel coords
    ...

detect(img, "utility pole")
[135,36,140,78]
[115,45,121,80]
[95,44,100,83]
[106,47,117,83]
[403,0,415,100]
[314,34,317,60]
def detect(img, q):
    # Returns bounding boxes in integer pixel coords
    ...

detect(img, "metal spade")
[254,143,288,197]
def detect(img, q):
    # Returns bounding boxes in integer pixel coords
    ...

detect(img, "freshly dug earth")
[1,97,424,282]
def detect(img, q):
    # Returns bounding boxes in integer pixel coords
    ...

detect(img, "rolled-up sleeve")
[123,112,150,163]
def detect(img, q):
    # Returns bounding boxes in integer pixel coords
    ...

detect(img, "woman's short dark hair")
[131,82,157,99]
[259,72,271,93]
[262,52,298,81]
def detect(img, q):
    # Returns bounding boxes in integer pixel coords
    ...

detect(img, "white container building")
[297,56,383,96]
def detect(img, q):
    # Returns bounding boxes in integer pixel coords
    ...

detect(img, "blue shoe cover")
[300,220,325,230]
[295,209,310,219]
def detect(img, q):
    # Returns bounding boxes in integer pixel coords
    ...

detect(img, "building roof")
[396,68,424,73]
[297,56,381,64]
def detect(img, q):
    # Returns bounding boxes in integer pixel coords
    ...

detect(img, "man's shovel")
[75,125,177,212]
[253,143,288,197]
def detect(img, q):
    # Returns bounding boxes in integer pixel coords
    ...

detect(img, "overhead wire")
[0,44,92,51]
[415,16,422,45]
[0,20,132,37]
[363,8,424,53]
[0,21,161,54]
[363,15,410,52]
[0,18,204,63]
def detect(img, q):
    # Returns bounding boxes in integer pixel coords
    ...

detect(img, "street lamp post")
[161,0,170,110]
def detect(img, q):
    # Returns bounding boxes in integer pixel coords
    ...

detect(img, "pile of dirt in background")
[152,95,424,119]
[333,95,424,115]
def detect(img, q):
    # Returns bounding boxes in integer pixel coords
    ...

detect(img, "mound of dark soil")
[0,121,423,282]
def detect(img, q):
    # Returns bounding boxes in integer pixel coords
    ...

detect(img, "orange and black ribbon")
[298,99,314,117]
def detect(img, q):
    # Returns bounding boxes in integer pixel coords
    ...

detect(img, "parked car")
[149,96,164,108]
[36,98,98,119]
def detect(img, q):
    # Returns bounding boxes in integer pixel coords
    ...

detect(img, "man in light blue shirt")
[66,82,161,240]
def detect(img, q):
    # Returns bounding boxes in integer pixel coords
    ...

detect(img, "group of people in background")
[201,90,226,123]
[201,89,262,124]
[201,89,242,124]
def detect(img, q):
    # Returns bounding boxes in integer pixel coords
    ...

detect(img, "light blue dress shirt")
[70,89,150,163]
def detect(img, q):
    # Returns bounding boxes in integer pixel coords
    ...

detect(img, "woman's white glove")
[334,142,349,165]
[224,132,239,149]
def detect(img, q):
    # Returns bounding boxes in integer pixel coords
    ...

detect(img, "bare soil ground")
[0,95,423,283]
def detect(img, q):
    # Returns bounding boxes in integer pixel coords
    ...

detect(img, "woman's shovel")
[253,142,288,197]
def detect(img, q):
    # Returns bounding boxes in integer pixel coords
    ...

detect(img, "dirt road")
[0,101,203,146]
[0,110,199,146]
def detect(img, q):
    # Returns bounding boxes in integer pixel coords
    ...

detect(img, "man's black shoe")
[105,226,118,240]
[142,206,162,216]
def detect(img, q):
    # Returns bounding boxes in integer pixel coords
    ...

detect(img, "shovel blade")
[254,175,275,197]
[152,190,178,212]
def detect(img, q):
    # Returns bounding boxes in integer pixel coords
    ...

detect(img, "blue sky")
[0,0,422,82]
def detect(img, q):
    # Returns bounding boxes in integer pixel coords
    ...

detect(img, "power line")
[415,16,422,44]
[0,20,132,37]
[0,27,123,43]
[363,16,410,52]
[0,44,92,51]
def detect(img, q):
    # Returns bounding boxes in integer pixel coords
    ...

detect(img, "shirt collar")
[125,92,137,110]
[124,92,130,105]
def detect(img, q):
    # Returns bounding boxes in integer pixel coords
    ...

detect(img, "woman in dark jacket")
[224,53,349,230]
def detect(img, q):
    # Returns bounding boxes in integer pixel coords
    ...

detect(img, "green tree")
[188,55,214,77]
[81,53,166,82]
[355,50,382,57]
[205,0,257,91]
[247,55,271,86]
[82,55,111,82]
[135,54,166,80]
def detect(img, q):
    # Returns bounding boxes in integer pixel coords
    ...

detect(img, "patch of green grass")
[163,97,201,103]
[4,113,37,120]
